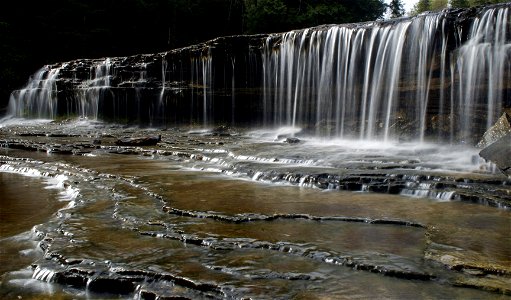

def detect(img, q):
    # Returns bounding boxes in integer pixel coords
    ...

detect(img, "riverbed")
[0,119,509,299]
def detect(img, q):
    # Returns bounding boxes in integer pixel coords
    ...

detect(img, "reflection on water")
[0,172,67,280]
[0,120,509,299]
[0,173,64,238]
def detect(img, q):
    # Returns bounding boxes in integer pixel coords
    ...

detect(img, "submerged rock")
[115,135,161,146]
[476,112,511,148]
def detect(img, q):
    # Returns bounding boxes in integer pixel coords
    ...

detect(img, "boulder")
[209,125,232,136]
[479,133,511,177]
[476,112,511,148]
[284,137,300,144]
[115,135,161,146]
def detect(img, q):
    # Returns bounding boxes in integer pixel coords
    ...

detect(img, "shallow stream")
[0,119,509,299]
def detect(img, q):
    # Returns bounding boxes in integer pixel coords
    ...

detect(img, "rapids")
[0,119,509,299]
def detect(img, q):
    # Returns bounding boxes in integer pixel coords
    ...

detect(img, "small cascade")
[231,57,236,126]
[150,55,168,127]
[8,66,61,119]
[77,58,113,120]
[400,181,456,201]
[32,265,56,282]
[135,63,148,121]
[202,52,213,127]
[453,6,510,139]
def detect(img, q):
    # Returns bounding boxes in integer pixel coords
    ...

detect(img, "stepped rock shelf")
[6,3,511,143]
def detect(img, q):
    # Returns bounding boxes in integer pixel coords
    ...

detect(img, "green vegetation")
[410,0,508,15]
[389,0,406,18]
[243,0,387,33]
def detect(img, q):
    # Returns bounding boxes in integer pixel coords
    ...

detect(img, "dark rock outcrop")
[115,135,161,146]
[284,137,300,144]
[479,133,511,177]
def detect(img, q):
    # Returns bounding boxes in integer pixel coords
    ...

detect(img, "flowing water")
[0,120,509,299]
[5,5,511,143]
[261,6,510,141]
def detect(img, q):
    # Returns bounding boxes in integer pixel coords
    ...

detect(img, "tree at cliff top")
[409,0,508,15]
[450,0,470,7]
[242,0,387,33]
[389,0,406,18]
[410,0,431,15]
[431,0,449,10]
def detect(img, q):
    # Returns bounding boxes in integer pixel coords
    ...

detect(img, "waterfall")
[190,53,213,127]
[453,7,510,140]
[7,58,113,120]
[135,62,147,124]
[262,15,445,141]
[261,6,510,142]
[231,57,236,126]
[150,55,168,127]
[4,5,509,142]
[77,58,113,120]
[8,66,61,119]
[202,53,213,127]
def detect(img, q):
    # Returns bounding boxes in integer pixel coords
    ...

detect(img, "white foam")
[0,163,80,202]
[0,117,53,128]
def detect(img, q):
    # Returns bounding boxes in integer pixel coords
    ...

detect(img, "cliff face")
[11,34,268,126]
[6,4,511,143]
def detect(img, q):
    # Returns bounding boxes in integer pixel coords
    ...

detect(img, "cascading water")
[8,66,61,119]
[150,55,168,127]
[76,58,113,120]
[3,5,509,142]
[6,58,114,120]
[231,57,236,126]
[190,53,214,127]
[454,7,510,138]
[202,52,213,127]
[261,6,510,142]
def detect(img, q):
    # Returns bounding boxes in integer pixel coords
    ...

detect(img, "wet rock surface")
[0,120,510,299]
[477,113,511,149]
[477,113,511,178]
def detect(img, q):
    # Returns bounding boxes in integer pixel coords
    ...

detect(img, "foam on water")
[0,117,53,128]
[0,164,80,202]
[244,133,495,174]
